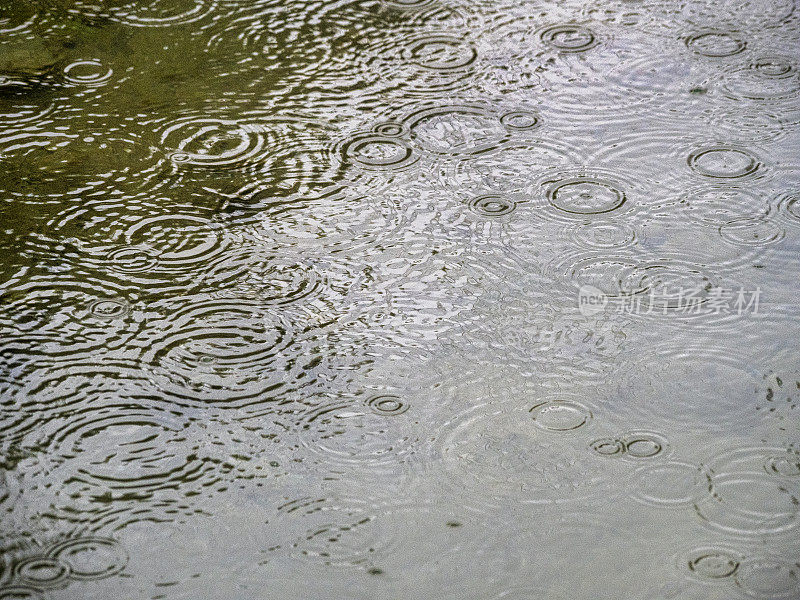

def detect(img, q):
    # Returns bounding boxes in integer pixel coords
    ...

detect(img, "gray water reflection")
[1,0,799,598]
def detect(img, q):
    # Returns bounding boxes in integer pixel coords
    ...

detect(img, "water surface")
[1,0,799,598]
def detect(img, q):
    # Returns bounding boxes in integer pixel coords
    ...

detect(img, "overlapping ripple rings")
[141,298,299,407]
[436,401,626,508]
[694,446,800,536]
[1,0,799,597]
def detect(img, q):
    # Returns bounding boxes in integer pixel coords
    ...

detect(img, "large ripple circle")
[437,403,626,507]
[688,146,761,178]
[546,175,627,215]
[48,537,128,580]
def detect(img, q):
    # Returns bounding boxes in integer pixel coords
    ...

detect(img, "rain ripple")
[435,400,626,508]
[140,298,300,408]
[694,446,800,536]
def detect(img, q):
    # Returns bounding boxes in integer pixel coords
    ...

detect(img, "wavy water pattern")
[0,0,799,598]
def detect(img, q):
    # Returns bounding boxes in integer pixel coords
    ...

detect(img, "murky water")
[1,0,799,598]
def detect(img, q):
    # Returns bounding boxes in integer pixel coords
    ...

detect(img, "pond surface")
[1,0,799,598]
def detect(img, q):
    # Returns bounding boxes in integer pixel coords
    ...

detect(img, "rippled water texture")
[1,0,799,598]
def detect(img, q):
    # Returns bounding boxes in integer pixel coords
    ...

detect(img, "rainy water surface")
[1,0,800,598]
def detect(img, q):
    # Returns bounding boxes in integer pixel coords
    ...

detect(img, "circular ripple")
[753,56,797,77]
[695,472,800,536]
[367,394,409,416]
[590,437,625,456]
[0,282,141,360]
[76,211,228,295]
[105,246,159,273]
[719,217,785,247]
[539,24,598,53]
[381,0,435,7]
[441,141,583,200]
[722,55,800,100]
[777,192,800,227]
[0,587,45,600]
[609,54,702,99]
[684,546,742,579]
[143,299,296,406]
[529,400,592,431]
[571,222,637,250]
[49,537,127,580]
[678,185,772,227]
[688,146,761,178]
[201,252,323,306]
[63,59,113,86]
[361,29,478,94]
[289,504,392,568]
[499,110,540,131]
[226,184,401,256]
[402,34,477,71]
[706,446,800,477]
[405,104,507,156]
[340,133,417,170]
[0,94,55,126]
[556,255,649,299]
[372,121,406,137]
[0,360,163,448]
[298,401,424,471]
[123,214,225,266]
[87,298,130,320]
[38,407,216,501]
[590,432,669,460]
[546,175,627,215]
[438,403,627,506]
[469,194,516,217]
[105,0,216,27]
[765,454,800,477]
[161,118,271,168]
[736,559,800,599]
[623,431,669,458]
[686,32,746,57]
[633,260,722,313]
[13,557,70,589]
[634,462,707,506]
